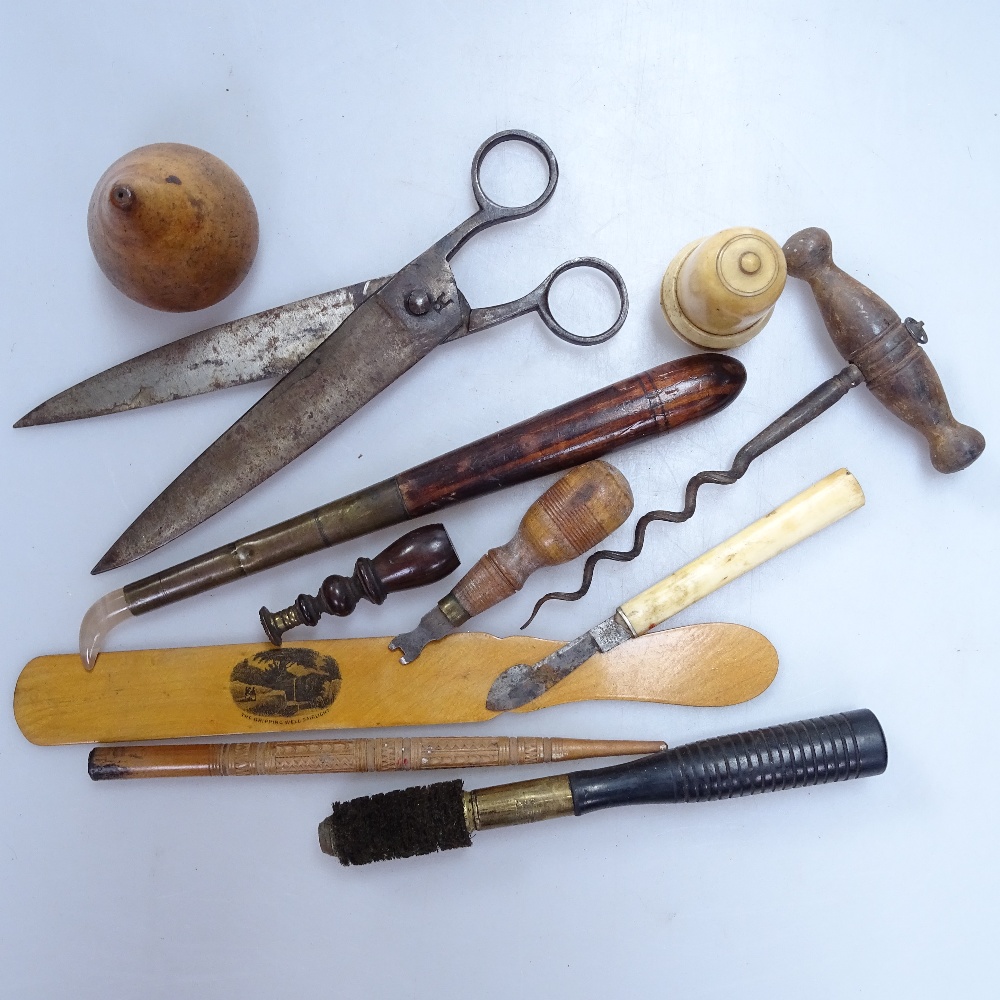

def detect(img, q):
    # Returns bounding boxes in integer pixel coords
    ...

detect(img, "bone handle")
[452,461,633,617]
[618,469,864,636]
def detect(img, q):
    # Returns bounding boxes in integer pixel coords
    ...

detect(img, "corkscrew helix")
[521,366,862,627]
[524,226,986,626]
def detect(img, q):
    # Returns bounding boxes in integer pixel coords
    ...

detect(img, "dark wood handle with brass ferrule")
[259,524,459,645]
[389,460,634,661]
[120,354,745,617]
[783,227,985,473]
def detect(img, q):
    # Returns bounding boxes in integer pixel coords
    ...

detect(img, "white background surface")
[2,3,997,997]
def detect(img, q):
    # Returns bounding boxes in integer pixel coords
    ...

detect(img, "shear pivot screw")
[406,289,431,315]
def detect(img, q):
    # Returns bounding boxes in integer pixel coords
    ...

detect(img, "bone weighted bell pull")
[661,227,787,350]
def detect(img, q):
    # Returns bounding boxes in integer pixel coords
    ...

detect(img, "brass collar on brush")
[464,774,575,832]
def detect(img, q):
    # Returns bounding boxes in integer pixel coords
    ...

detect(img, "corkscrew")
[522,227,984,625]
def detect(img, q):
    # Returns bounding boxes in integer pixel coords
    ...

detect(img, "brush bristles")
[319,779,471,866]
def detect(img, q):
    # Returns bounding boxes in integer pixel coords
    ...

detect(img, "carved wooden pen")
[79,353,744,666]
[88,736,667,780]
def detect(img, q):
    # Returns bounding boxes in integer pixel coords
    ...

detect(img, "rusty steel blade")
[94,252,468,572]
[485,613,633,711]
[14,278,391,427]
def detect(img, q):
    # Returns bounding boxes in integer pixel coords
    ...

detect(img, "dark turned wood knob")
[783,227,984,473]
[260,524,459,644]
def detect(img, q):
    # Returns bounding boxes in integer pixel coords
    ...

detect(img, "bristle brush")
[318,709,887,865]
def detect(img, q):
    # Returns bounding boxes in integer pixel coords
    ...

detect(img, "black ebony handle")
[260,524,459,644]
[569,710,886,814]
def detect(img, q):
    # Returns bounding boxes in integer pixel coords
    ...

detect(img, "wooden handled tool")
[87,736,667,780]
[389,461,633,662]
[784,227,984,473]
[79,353,745,667]
[490,469,863,711]
[15,622,776,745]
[259,523,459,644]
[319,709,888,865]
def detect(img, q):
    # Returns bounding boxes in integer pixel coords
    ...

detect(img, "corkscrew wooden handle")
[783,227,985,473]
[87,735,667,779]
[452,461,633,617]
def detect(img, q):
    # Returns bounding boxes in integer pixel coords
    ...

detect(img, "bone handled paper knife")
[16,130,628,575]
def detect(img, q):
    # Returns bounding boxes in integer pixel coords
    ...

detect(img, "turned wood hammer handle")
[619,468,864,636]
[452,461,633,617]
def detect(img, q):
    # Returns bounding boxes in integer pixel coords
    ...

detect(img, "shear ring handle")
[466,257,629,346]
[471,129,560,222]
[533,257,629,345]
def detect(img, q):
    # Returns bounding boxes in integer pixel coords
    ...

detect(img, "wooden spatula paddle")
[14,623,776,745]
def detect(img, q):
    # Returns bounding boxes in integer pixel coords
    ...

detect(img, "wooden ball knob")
[87,143,259,312]
[661,227,787,350]
[517,460,633,565]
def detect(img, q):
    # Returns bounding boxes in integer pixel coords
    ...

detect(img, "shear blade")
[93,258,464,572]
[14,278,388,427]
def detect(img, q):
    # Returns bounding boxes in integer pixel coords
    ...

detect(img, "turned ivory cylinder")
[661,227,787,350]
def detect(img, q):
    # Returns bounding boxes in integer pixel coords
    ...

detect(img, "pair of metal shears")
[16,130,629,574]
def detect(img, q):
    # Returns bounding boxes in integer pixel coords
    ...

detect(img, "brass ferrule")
[463,774,575,832]
[258,604,303,645]
[437,591,471,627]
[124,478,407,615]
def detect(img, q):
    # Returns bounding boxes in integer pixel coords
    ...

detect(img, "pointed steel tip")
[484,686,518,713]
[92,542,131,575]
[91,554,117,575]
[13,400,64,427]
